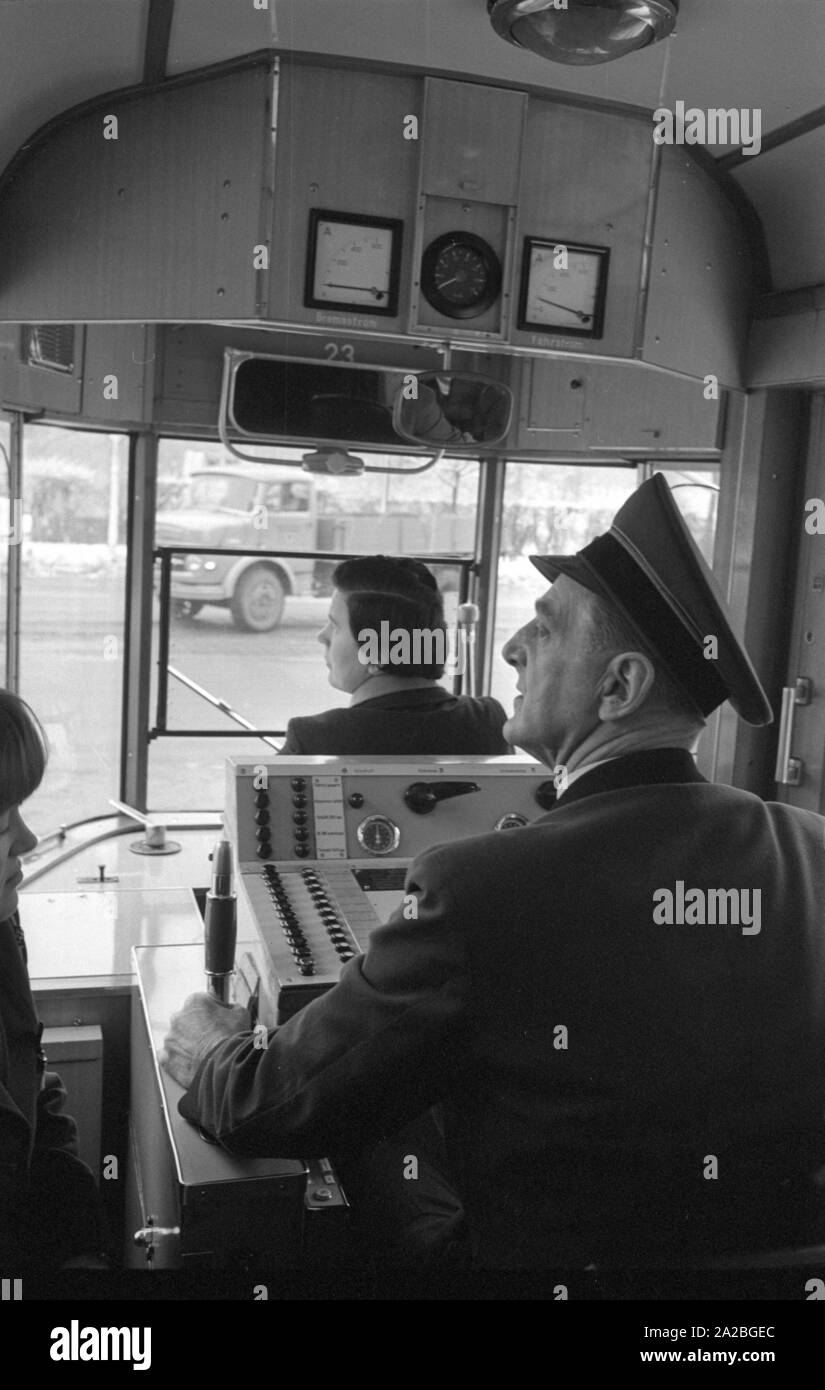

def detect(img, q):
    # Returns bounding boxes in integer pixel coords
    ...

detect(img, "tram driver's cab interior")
[1,0,825,1296]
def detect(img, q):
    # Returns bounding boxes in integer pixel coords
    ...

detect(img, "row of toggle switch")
[260,863,358,976]
[253,777,312,860]
[299,867,358,965]
[262,863,317,976]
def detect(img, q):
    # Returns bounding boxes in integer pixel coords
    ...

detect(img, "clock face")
[305,211,403,315]
[420,232,502,320]
[518,239,609,338]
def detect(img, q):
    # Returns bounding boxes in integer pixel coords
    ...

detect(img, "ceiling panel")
[166,0,274,73]
[274,0,670,108]
[274,0,825,148]
[0,0,147,181]
[734,125,825,292]
[2,0,825,299]
[660,0,825,153]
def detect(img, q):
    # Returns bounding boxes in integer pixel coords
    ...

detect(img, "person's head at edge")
[318,555,448,696]
[0,690,45,921]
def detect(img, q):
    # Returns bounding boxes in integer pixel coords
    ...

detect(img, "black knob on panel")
[254,791,270,808]
[348,792,365,809]
[294,828,309,842]
[292,795,307,808]
[293,812,307,825]
[254,809,270,826]
[290,778,306,791]
[294,845,309,858]
[256,843,272,859]
[535,781,558,810]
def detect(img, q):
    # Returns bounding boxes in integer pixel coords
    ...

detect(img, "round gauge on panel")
[356,815,401,856]
[305,211,403,315]
[494,812,529,832]
[420,231,502,320]
[518,238,609,339]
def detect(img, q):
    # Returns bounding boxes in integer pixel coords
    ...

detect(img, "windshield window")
[8,423,128,837]
[149,438,480,809]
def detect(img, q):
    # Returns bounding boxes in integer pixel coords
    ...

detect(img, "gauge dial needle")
[538,297,591,322]
[325,283,386,298]
[436,277,460,289]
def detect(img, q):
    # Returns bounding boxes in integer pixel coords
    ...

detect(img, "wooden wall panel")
[585,361,723,453]
[748,310,825,389]
[420,79,525,205]
[80,323,154,426]
[510,104,652,360]
[709,390,805,796]
[516,358,724,456]
[733,126,825,294]
[644,150,752,388]
[267,62,420,332]
[0,64,271,321]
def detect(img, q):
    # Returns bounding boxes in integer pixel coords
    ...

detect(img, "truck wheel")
[230,566,286,632]
[172,600,203,619]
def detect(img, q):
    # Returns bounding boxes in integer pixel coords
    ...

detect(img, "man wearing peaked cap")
[165,477,825,1272]
[529,472,772,727]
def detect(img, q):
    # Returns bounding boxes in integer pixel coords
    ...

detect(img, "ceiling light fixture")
[487,0,678,66]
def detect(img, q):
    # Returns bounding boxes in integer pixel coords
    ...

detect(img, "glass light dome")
[488,0,678,66]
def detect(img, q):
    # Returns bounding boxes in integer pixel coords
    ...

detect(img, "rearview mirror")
[392,372,513,448]
[226,350,404,448]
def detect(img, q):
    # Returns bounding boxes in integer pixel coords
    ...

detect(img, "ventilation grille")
[23,324,76,374]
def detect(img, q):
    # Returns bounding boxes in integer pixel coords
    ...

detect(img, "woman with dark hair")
[280,555,509,755]
[0,690,103,1266]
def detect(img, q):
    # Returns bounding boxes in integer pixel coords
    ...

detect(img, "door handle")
[774,678,812,785]
[133,1221,180,1249]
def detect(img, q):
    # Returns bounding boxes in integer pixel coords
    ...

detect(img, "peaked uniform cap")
[530,474,772,726]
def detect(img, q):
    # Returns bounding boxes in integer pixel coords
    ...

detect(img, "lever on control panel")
[404,780,481,815]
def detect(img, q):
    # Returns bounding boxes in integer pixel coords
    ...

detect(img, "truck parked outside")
[155,464,474,631]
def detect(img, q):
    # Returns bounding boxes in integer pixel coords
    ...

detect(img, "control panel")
[226,757,556,1021]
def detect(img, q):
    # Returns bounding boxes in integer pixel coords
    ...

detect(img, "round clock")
[420,231,502,320]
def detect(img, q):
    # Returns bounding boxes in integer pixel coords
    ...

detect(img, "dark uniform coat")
[0,913,101,1264]
[279,686,509,756]
[180,749,825,1267]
